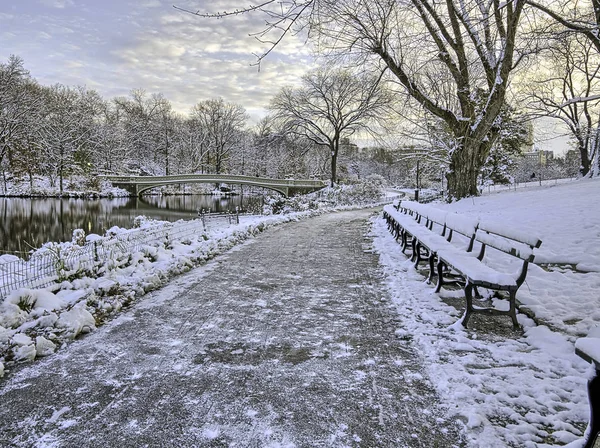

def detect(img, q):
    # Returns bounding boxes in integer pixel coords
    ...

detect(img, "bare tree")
[525,32,600,175]
[0,56,41,190]
[37,85,102,193]
[270,68,390,186]
[190,98,247,174]
[114,90,169,174]
[527,0,600,53]
[526,0,600,175]
[180,0,529,199]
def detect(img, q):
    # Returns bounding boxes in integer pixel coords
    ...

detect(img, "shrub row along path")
[0,208,464,447]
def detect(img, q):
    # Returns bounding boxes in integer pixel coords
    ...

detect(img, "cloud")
[1,0,317,122]
[140,0,162,7]
[107,2,316,117]
[39,0,75,9]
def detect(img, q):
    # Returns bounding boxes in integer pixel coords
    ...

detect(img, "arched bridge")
[101,174,327,197]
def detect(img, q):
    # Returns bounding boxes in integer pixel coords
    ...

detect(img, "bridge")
[101,174,327,197]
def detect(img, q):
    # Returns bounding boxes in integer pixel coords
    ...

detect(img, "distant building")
[523,148,554,167]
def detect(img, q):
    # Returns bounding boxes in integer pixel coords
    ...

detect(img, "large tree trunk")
[330,141,338,187]
[446,140,488,199]
[579,143,591,176]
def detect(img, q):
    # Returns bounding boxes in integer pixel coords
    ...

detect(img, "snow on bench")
[575,336,600,448]
[383,202,543,330]
[436,219,542,329]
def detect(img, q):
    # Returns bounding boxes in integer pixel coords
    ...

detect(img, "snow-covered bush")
[262,176,387,215]
[72,229,86,246]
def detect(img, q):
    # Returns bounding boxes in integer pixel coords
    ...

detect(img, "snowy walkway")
[0,209,463,447]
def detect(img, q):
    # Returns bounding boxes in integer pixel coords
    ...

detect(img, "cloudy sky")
[0,0,315,120]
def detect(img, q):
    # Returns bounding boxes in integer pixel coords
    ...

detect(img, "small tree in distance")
[270,68,390,187]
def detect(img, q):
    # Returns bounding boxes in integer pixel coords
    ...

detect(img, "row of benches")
[383,201,542,329]
[383,200,600,447]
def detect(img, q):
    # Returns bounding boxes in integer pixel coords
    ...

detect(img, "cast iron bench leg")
[427,252,435,284]
[508,290,520,330]
[410,237,418,261]
[434,260,444,293]
[584,369,600,448]
[462,282,474,328]
[413,242,422,266]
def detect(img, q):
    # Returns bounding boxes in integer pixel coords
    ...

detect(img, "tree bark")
[579,142,591,176]
[446,140,490,199]
[330,140,339,187]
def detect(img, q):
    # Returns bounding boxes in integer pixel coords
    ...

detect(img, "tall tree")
[526,0,600,175]
[190,98,247,174]
[38,85,101,193]
[527,0,600,53]
[270,68,390,186]
[182,0,528,199]
[0,56,41,190]
[525,32,600,176]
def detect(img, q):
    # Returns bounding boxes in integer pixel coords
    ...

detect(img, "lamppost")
[415,159,420,202]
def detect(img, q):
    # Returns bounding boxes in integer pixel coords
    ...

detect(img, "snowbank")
[433,177,600,337]
[372,178,600,446]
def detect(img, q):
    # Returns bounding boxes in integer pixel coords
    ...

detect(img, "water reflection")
[0,195,264,253]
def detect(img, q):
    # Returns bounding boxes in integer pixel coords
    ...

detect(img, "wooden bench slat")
[437,247,518,288]
[445,213,478,237]
[478,219,542,248]
[475,231,535,262]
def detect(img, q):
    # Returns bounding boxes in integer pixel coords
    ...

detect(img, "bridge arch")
[101,174,326,198]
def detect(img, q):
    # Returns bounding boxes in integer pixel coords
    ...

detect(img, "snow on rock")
[0,302,27,329]
[11,332,33,346]
[0,325,12,343]
[0,361,3,378]
[56,304,96,338]
[35,336,56,357]
[13,343,36,362]
[30,290,67,312]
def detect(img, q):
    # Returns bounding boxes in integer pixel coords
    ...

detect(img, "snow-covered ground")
[0,212,316,378]
[0,175,130,197]
[2,177,598,446]
[371,177,600,447]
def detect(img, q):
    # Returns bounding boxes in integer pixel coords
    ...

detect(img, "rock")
[14,344,36,362]
[56,305,96,338]
[35,336,57,357]
[11,333,33,346]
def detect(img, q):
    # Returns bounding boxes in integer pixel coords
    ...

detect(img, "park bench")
[384,202,478,284]
[383,202,543,329]
[575,337,600,448]
[434,219,542,329]
[384,202,424,256]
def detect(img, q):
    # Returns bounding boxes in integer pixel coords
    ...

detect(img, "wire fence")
[0,213,241,303]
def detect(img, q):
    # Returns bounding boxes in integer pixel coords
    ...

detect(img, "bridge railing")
[101,174,326,188]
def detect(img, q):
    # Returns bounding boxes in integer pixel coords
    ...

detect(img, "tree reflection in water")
[0,195,263,253]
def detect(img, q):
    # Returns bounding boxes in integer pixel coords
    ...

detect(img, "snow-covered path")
[0,209,463,447]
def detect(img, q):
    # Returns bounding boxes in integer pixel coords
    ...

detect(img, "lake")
[0,195,264,254]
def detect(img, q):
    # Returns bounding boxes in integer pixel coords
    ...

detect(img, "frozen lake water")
[0,195,263,253]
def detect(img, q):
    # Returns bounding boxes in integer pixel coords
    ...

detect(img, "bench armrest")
[576,338,600,370]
